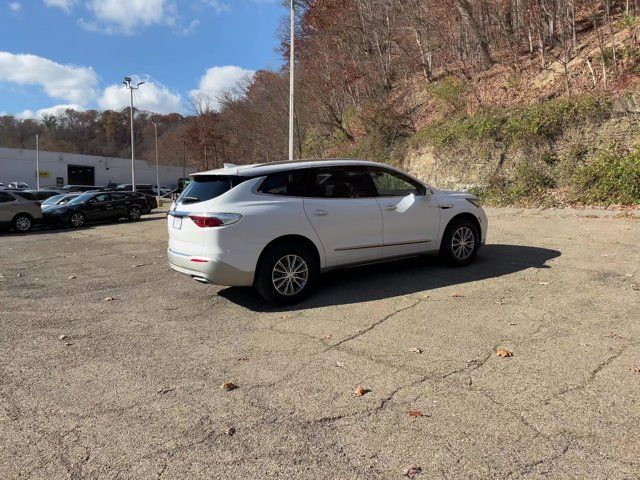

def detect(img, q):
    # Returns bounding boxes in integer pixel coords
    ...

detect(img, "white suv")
[167,160,487,304]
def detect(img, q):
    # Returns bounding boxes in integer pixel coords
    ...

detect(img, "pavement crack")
[325,299,422,352]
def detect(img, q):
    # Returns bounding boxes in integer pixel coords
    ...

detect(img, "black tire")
[12,214,33,233]
[254,241,318,305]
[440,218,480,267]
[129,206,142,221]
[69,212,86,228]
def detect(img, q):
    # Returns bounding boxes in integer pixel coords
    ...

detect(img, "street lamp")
[123,77,145,192]
[152,121,161,206]
[288,0,295,161]
[35,133,40,189]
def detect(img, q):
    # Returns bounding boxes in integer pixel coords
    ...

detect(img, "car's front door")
[109,193,129,218]
[303,166,383,268]
[85,193,112,220]
[369,167,441,258]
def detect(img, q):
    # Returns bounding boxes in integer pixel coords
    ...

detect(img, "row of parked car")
[0,185,158,233]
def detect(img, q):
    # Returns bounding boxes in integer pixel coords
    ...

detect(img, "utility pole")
[123,77,145,191]
[288,0,295,161]
[35,133,40,189]
[153,121,160,205]
[182,138,186,178]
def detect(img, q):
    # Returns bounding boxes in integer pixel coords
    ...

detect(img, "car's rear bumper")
[167,248,254,287]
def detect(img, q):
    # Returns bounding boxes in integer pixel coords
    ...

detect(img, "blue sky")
[0,0,285,118]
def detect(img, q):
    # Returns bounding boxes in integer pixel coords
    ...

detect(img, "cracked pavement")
[0,207,639,479]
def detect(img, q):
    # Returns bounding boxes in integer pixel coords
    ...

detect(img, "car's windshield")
[42,194,66,205]
[66,193,92,205]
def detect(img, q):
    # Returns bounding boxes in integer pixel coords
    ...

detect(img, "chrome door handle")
[313,210,328,216]
[385,205,397,211]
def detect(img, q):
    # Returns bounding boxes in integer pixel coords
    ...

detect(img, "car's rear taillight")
[188,213,242,228]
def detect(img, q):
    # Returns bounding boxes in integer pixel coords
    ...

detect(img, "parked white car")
[0,190,43,232]
[167,160,488,304]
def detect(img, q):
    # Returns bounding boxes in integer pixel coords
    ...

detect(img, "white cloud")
[98,79,183,114]
[18,104,84,119]
[43,0,75,11]
[8,2,21,12]
[204,0,230,14]
[0,52,98,105]
[81,0,177,35]
[189,66,255,111]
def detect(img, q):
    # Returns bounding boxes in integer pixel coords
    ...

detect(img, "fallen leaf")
[58,334,67,340]
[450,292,463,298]
[496,348,513,358]
[131,255,137,259]
[353,386,370,397]
[237,357,249,362]
[407,409,425,418]
[17,274,22,277]
[409,347,422,354]
[539,282,550,285]
[220,382,238,391]
[225,427,236,436]
[68,275,77,280]
[508,322,517,326]
[64,342,73,347]
[405,465,422,478]
[322,333,333,340]
[630,368,640,373]
[335,360,345,368]
[104,297,116,302]
[157,387,174,394]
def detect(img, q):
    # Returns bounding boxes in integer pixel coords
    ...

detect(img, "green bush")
[429,76,467,112]
[572,149,640,205]
[412,96,611,149]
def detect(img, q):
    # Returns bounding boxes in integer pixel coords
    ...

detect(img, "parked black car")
[42,191,150,228]
[59,185,104,193]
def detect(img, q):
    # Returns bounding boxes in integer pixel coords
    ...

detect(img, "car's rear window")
[177,175,245,204]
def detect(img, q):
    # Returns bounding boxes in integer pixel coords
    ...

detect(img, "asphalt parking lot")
[0,208,639,479]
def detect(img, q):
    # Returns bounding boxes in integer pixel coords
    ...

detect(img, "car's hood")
[43,205,73,214]
[434,188,478,199]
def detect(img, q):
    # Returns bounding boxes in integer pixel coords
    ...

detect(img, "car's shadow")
[219,244,561,312]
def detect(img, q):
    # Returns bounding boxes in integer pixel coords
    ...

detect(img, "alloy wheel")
[271,254,309,296]
[130,207,141,221]
[451,226,475,260]
[70,213,85,228]
[15,216,31,232]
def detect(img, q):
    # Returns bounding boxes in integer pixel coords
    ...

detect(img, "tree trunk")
[453,0,494,69]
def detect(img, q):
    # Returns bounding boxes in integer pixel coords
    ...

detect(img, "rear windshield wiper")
[180,196,200,204]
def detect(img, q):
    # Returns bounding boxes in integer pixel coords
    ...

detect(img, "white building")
[0,147,193,189]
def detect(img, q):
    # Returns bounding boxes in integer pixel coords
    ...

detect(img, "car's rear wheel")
[255,241,318,305]
[69,212,85,228]
[12,214,33,233]
[128,206,142,221]
[440,218,480,266]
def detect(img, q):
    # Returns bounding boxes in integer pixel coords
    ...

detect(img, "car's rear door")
[0,192,17,222]
[369,167,440,258]
[303,166,383,268]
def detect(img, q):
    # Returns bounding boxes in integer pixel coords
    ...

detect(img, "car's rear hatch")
[167,174,243,256]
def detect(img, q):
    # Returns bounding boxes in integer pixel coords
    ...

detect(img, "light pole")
[153,121,161,205]
[288,0,295,161]
[35,133,40,189]
[123,77,145,191]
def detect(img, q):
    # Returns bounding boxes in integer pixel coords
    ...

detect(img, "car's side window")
[92,194,110,203]
[258,170,312,197]
[310,167,378,199]
[0,192,15,203]
[111,193,126,201]
[369,168,424,197]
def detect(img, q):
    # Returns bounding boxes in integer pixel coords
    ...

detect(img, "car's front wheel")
[69,212,86,228]
[255,241,318,305]
[440,218,480,266]
[12,214,33,233]
[128,206,142,221]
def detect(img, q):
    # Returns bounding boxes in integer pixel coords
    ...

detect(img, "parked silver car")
[0,190,43,232]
